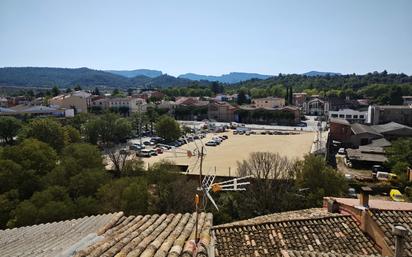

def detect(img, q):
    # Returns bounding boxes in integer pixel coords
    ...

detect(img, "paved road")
[179,116,326,132]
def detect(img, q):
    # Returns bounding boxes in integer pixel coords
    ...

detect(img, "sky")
[0,0,411,76]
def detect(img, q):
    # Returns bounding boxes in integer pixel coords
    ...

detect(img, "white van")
[376,171,389,181]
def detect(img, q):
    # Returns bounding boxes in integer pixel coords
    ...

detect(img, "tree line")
[0,114,347,228]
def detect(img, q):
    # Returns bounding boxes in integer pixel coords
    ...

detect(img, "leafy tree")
[3,139,58,176]
[296,154,347,206]
[0,160,24,194]
[84,113,132,145]
[237,90,248,105]
[155,115,181,141]
[20,118,68,151]
[121,180,149,214]
[51,86,60,97]
[92,87,100,95]
[64,125,81,144]
[0,190,20,228]
[69,169,109,197]
[0,116,22,144]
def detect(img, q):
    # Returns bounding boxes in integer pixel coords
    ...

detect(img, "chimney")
[393,225,409,257]
[359,186,372,208]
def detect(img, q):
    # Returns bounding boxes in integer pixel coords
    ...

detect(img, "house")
[138,90,165,101]
[90,97,147,114]
[252,97,285,108]
[329,118,352,142]
[2,193,412,257]
[368,105,412,126]
[371,122,412,139]
[236,105,300,125]
[49,91,91,113]
[346,146,388,166]
[403,96,412,105]
[174,97,209,120]
[0,212,212,257]
[3,104,74,117]
[0,97,8,108]
[324,188,412,257]
[292,92,307,107]
[213,208,380,257]
[303,98,329,116]
[350,123,384,146]
[208,101,237,122]
[329,109,368,124]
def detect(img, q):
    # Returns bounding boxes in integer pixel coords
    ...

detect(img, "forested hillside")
[0,67,210,89]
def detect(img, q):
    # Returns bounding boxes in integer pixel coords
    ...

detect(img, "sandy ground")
[143,131,315,176]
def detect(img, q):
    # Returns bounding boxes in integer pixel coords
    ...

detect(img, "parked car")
[205,141,217,146]
[390,189,405,202]
[233,130,238,135]
[245,131,251,136]
[129,144,143,151]
[143,141,151,146]
[149,149,158,156]
[376,171,390,181]
[297,122,307,127]
[212,136,222,143]
[260,131,266,135]
[338,148,346,155]
[137,149,151,157]
[222,135,228,139]
[155,148,163,154]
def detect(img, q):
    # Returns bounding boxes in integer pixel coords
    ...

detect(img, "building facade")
[49,91,91,113]
[208,101,237,122]
[252,97,285,108]
[329,109,368,123]
[368,105,412,126]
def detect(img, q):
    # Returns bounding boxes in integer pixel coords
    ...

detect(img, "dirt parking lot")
[143,131,315,176]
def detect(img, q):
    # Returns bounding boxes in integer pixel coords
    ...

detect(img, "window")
[353,115,358,119]
[339,114,344,118]
[359,115,364,119]
[331,114,338,118]
[346,115,352,119]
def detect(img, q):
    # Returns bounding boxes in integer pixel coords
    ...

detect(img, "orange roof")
[330,197,412,211]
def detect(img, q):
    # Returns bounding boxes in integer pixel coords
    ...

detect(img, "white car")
[338,148,346,155]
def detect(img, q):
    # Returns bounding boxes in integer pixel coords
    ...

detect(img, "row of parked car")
[205,135,228,146]
[127,133,208,158]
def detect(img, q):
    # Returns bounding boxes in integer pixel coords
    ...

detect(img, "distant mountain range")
[178,72,273,83]
[105,69,162,78]
[303,71,341,77]
[0,67,345,89]
[0,67,205,89]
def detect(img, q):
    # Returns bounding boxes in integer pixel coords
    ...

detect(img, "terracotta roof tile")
[214,208,342,228]
[369,209,412,257]
[213,215,379,257]
[74,212,212,257]
[0,213,120,257]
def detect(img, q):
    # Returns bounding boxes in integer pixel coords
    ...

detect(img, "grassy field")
[144,131,315,176]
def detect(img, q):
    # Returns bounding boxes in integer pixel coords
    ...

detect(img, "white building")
[402,96,412,105]
[329,108,368,123]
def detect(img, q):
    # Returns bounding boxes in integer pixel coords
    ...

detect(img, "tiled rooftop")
[282,250,382,257]
[330,197,412,211]
[369,209,412,257]
[0,213,119,257]
[0,212,212,257]
[212,215,379,257]
[74,212,213,257]
[214,208,342,228]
